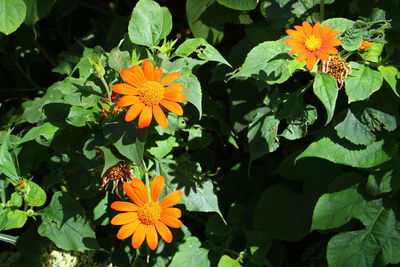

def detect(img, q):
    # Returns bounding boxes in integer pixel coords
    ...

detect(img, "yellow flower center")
[304,35,322,51]
[139,81,164,105]
[137,201,161,225]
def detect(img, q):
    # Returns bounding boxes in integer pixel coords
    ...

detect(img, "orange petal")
[111,212,138,225]
[121,69,145,88]
[160,100,183,116]
[285,39,303,48]
[125,102,145,122]
[154,68,163,82]
[117,96,139,108]
[155,221,173,243]
[160,72,181,86]
[160,213,183,229]
[312,21,321,35]
[302,21,313,36]
[123,182,144,206]
[318,25,332,38]
[153,104,168,128]
[111,83,139,95]
[131,178,148,204]
[131,223,146,248]
[142,59,155,81]
[111,201,139,212]
[326,47,339,55]
[116,219,141,239]
[138,105,153,128]
[164,83,186,94]
[315,50,329,61]
[151,175,165,201]
[160,190,183,208]
[306,53,317,71]
[328,39,342,46]
[129,65,147,84]
[162,207,182,218]
[164,92,187,103]
[146,224,158,250]
[286,29,305,41]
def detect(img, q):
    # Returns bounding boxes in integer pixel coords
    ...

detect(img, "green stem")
[99,75,112,104]
[144,164,151,201]
[320,0,325,22]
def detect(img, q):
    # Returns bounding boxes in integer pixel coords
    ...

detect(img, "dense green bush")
[1,0,400,266]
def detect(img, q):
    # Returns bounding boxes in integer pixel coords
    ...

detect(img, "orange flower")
[110,176,183,250]
[111,59,187,128]
[359,40,372,50]
[285,21,342,71]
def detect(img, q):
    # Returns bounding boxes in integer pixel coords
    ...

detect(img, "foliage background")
[1,0,400,266]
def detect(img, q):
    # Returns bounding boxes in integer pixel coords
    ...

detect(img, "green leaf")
[216,0,257,11]
[311,174,365,230]
[254,185,315,241]
[218,255,241,267]
[128,0,172,47]
[345,62,383,103]
[169,236,210,267]
[378,65,399,97]
[160,155,224,220]
[296,137,394,168]
[321,17,355,32]
[327,200,400,266]
[38,192,99,250]
[9,192,23,208]
[23,0,55,26]
[172,38,231,66]
[340,22,364,51]
[66,106,96,127]
[103,117,146,168]
[0,207,27,231]
[177,73,202,118]
[247,107,280,162]
[360,42,384,63]
[108,47,130,73]
[186,0,237,45]
[0,131,19,182]
[313,72,338,124]
[0,0,26,35]
[234,40,304,84]
[19,122,59,145]
[99,147,121,176]
[25,180,46,207]
[334,108,375,145]
[281,104,317,140]
[148,136,178,158]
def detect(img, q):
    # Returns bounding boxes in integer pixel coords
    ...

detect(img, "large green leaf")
[378,65,399,97]
[327,199,400,266]
[321,17,355,32]
[176,73,202,118]
[313,72,338,124]
[23,0,54,26]
[0,131,19,182]
[108,47,130,73]
[66,106,96,127]
[311,174,365,231]
[0,207,27,231]
[296,137,394,168]
[148,136,178,158]
[19,122,59,145]
[254,185,315,241]
[38,192,99,250]
[172,38,231,66]
[234,40,304,84]
[128,0,172,47]
[334,108,375,145]
[0,0,26,35]
[218,255,241,267]
[25,180,46,207]
[217,0,257,11]
[345,62,383,103]
[103,117,147,168]
[247,107,280,162]
[159,155,224,220]
[169,236,210,267]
